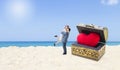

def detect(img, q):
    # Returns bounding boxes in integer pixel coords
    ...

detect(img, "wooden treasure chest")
[71,24,108,61]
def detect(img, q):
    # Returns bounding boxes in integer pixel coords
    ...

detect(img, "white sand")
[0,46,120,70]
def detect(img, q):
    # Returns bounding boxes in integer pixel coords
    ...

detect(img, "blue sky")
[0,0,120,41]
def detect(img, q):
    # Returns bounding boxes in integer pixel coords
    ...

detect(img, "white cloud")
[101,0,119,5]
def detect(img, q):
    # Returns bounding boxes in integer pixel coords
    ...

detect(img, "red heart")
[77,32,100,47]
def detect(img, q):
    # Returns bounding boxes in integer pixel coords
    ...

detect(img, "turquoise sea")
[0,41,120,47]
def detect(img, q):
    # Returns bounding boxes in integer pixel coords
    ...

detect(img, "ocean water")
[0,41,120,47]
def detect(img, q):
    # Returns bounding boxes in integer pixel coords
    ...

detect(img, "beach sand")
[0,46,120,70]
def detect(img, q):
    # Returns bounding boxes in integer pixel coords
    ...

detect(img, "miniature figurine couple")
[54,25,71,55]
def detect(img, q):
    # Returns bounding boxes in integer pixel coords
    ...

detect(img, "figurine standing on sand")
[54,25,71,55]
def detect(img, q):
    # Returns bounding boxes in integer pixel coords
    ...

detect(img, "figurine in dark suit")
[61,25,71,55]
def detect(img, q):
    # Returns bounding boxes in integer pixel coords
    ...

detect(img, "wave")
[106,44,120,47]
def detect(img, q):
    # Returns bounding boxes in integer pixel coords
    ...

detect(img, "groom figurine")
[61,25,71,55]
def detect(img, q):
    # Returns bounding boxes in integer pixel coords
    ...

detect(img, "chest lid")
[77,24,108,43]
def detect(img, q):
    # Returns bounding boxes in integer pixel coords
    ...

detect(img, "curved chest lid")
[77,24,108,43]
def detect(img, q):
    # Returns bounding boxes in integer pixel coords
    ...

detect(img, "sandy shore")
[0,45,120,70]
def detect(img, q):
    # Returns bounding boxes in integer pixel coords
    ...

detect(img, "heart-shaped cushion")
[77,32,100,47]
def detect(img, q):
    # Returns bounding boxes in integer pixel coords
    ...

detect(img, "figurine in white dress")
[54,29,66,46]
